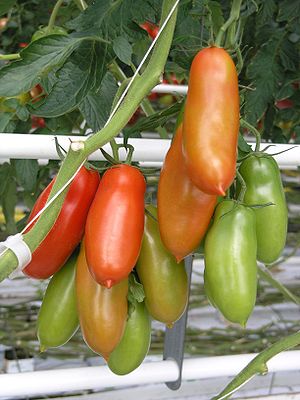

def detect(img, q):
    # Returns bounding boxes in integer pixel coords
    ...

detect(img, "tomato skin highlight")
[76,242,128,359]
[239,154,288,264]
[23,167,100,279]
[85,164,146,287]
[37,251,79,351]
[108,301,151,375]
[183,47,240,196]
[158,124,217,261]
[136,205,188,326]
[204,200,257,326]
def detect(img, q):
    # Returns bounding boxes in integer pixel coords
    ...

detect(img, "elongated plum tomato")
[23,167,100,279]
[204,200,257,326]
[183,47,240,196]
[85,164,146,288]
[136,205,188,326]
[37,251,79,351]
[158,124,217,261]
[76,241,128,360]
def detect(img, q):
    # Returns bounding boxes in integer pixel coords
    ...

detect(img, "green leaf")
[0,0,16,17]
[279,38,298,71]
[12,159,39,192]
[15,105,30,121]
[128,273,145,306]
[257,0,277,27]
[0,35,91,97]
[79,72,118,132]
[31,41,109,117]
[126,101,183,138]
[207,1,224,37]
[244,31,285,124]
[277,0,300,22]
[0,113,15,133]
[238,133,252,154]
[1,175,17,234]
[0,163,11,198]
[113,36,132,65]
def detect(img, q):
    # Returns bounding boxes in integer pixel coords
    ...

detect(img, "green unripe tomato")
[239,154,288,264]
[108,301,151,375]
[0,92,31,112]
[204,200,257,327]
[37,252,79,351]
[31,26,68,42]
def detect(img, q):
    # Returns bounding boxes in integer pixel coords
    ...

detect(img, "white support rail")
[0,134,299,168]
[1,351,300,397]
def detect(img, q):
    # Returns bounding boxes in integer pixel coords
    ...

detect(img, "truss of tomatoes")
[29,46,288,376]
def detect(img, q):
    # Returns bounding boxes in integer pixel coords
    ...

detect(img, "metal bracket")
[163,255,193,390]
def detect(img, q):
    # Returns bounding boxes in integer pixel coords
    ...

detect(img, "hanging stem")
[215,0,243,48]
[47,0,65,32]
[240,118,261,152]
[213,331,300,400]
[73,0,87,11]
[236,171,246,202]
[109,139,120,162]
[0,0,179,282]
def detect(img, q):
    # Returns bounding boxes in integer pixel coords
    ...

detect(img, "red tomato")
[31,116,45,128]
[18,42,28,48]
[158,124,217,261]
[23,167,100,279]
[85,164,146,288]
[140,21,159,40]
[183,47,240,196]
[275,99,294,110]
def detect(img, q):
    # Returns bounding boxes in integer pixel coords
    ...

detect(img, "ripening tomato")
[85,164,146,288]
[183,47,240,196]
[158,124,217,261]
[76,242,128,360]
[23,167,100,279]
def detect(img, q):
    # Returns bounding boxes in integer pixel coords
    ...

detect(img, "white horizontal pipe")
[1,351,300,397]
[152,83,188,94]
[0,134,299,168]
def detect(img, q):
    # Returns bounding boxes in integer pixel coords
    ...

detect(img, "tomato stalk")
[214,331,300,400]
[73,0,87,11]
[0,53,21,60]
[236,171,246,202]
[0,0,179,282]
[240,118,261,152]
[215,0,243,48]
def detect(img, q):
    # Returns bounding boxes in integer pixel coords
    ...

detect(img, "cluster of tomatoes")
[23,45,288,375]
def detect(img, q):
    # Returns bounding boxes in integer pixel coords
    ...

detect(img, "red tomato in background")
[140,21,159,39]
[85,164,146,288]
[183,47,240,196]
[23,167,100,279]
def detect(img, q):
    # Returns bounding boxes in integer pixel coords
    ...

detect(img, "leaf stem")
[215,0,243,48]
[0,53,21,61]
[47,0,65,32]
[213,331,300,400]
[240,118,261,152]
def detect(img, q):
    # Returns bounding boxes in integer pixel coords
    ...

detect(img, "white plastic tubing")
[1,351,300,397]
[0,133,299,169]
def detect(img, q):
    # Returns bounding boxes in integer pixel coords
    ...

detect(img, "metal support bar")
[163,255,193,390]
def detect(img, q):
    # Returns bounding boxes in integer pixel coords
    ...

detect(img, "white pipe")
[1,351,300,397]
[0,134,299,168]
[152,83,188,95]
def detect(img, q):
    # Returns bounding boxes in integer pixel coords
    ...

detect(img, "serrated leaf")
[279,38,298,71]
[257,0,277,27]
[31,41,109,117]
[79,72,118,132]
[128,273,145,306]
[12,159,39,192]
[244,32,285,124]
[0,0,16,17]
[0,35,95,97]
[276,82,295,100]
[113,36,132,65]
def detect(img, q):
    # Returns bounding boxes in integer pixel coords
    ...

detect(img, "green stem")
[236,171,246,202]
[215,0,243,48]
[0,53,21,61]
[47,0,65,32]
[0,0,179,282]
[235,47,243,74]
[213,331,300,400]
[240,118,261,152]
[73,0,87,11]
[110,139,120,162]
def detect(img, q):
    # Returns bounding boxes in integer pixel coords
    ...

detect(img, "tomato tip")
[103,279,114,289]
